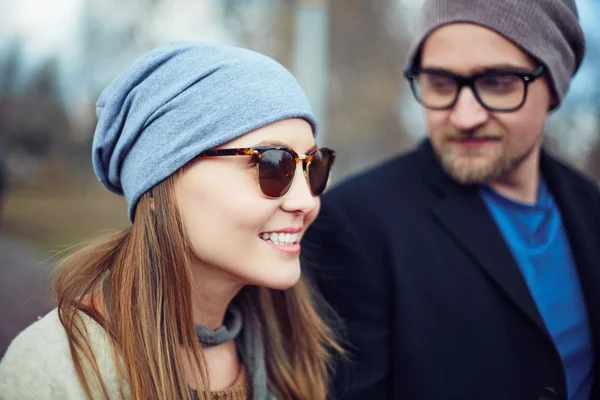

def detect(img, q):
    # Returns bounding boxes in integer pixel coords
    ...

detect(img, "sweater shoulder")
[0,309,124,399]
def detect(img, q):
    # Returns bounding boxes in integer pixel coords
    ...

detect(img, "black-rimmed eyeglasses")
[403,65,545,112]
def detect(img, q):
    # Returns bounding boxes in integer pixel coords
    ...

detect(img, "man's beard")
[436,127,535,185]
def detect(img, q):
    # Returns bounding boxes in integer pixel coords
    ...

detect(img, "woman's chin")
[255,265,302,291]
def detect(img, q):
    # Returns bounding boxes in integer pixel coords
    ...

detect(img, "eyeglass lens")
[414,72,527,111]
[258,149,333,197]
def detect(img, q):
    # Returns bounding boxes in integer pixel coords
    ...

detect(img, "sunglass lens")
[307,149,334,195]
[258,150,296,197]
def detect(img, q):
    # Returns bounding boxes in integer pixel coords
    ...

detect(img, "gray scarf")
[194,303,274,400]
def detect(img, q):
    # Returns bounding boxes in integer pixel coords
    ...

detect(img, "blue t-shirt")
[480,180,593,400]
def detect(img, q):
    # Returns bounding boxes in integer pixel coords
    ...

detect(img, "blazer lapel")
[418,140,551,339]
[541,153,600,352]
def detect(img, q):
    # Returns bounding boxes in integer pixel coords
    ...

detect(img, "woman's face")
[175,118,321,290]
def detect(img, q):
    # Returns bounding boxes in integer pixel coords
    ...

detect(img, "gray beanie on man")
[406,0,586,106]
[92,42,317,222]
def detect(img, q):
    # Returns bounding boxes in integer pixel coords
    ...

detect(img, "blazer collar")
[417,139,550,338]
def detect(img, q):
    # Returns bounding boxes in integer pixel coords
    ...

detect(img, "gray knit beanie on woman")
[92,42,317,222]
[406,0,586,107]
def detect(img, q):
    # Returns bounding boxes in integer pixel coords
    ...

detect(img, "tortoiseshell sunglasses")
[198,146,336,198]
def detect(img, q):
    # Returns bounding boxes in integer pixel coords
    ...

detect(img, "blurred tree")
[223,0,296,65]
[587,137,600,183]
[0,152,6,208]
[0,56,70,185]
[327,0,416,181]
[584,95,600,184]
[0,38,23,94]
[550,0,600,184]
[584,30,600,185]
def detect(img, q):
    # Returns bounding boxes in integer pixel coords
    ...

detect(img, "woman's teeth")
[260,232,299,246]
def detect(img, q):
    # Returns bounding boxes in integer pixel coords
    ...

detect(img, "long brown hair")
[52,171,343,400]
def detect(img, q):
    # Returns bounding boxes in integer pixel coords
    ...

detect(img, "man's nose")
[449,87,490,132]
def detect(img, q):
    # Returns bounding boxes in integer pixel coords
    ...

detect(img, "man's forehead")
[419,23,537,73]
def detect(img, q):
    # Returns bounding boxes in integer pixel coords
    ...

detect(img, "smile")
[259,232,299,246]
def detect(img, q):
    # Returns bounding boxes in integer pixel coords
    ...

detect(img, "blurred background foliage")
[0,0,598,253]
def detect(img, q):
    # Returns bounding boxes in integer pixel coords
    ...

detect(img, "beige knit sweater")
[210,367,250,400]
[0,309,128,399]
[0,309,250,400]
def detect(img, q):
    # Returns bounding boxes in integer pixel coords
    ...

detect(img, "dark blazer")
[302,140,600,400]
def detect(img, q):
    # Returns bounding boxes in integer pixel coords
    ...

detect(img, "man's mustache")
[445,128,503,140]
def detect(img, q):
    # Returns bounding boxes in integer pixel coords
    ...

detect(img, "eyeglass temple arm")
[199,148,255,157]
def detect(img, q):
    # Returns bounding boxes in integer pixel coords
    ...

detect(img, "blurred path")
[0,232,54,358]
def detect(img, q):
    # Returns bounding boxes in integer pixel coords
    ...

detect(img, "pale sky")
[4,0,83,58]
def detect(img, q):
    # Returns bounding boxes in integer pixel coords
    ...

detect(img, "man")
[301,0,599,399]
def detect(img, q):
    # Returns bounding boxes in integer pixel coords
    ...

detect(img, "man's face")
[419,23,553,184]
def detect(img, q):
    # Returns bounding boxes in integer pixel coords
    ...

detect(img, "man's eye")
[424,75,455,89]
[479,75,520,89]
[432,80,452,88]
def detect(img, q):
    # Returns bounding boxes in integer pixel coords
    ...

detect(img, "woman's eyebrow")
[254,141,318,153]
[255,140,291,147]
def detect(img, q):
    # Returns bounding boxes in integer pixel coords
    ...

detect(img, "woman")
[0,42,342,400]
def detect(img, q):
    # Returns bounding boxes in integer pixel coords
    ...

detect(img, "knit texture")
[406,0,586,106]
[209,367,251,400]
[0,309,255,400]
[0,309,129,399]
[92,42,317,221]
